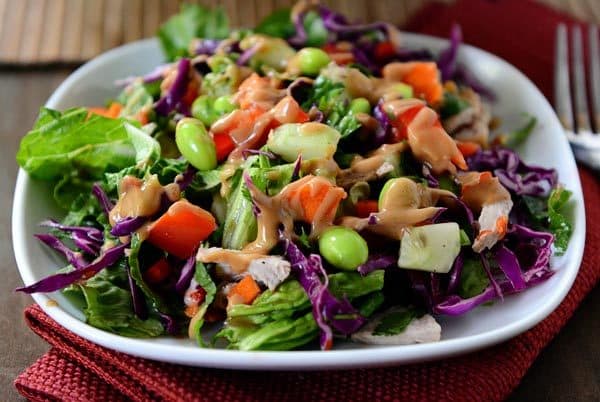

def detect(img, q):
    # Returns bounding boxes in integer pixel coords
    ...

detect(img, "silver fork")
[555,24,600,171]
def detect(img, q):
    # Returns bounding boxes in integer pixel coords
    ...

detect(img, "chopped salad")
[16,2,573,350]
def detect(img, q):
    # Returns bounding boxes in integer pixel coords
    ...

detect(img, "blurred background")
[1,0,600,65]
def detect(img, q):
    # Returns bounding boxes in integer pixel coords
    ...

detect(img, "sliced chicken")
[247,256,291,290]
[351,307,441,345]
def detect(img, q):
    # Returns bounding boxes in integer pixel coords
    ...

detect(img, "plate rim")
[12,34,586,370]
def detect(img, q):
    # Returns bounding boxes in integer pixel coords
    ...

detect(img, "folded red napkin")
[15,0,600,401]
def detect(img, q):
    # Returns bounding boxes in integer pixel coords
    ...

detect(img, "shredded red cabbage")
[155,58,191,116]
[357,254,396,276]
[175,253,196,294]
[40,219,103,256]
[126,263,148,320]
[468,148,558,196]
[283,238,365,350]
[433,223,554,315]
[34,233,89,269]
[373,100,392,146]
[110,216,147,237]
[16,243,129,294]
[92,183,114,217]
[194,39,222,55]
[115,63,171,87]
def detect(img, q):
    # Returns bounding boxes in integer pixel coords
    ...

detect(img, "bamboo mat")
[0,0,598,65]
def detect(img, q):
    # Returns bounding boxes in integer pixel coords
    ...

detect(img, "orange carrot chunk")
[228,276,261,305]
[147,200,217,259]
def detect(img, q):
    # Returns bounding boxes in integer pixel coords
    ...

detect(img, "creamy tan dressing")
[337,142,407,188]
[383,99,466,175]
[457,172,511,212]
[109,175,166,225]
[339,178,455,240]
[197,247,269,274]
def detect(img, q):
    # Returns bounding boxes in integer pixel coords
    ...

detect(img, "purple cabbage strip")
[175,254,197,294]
[495,245,526,291]
[126,264,148,320]
[92,183,114,217]
[110,216,147,237]
[446,252,464,294]
[480,252,503,300]
[194,39,222,55]
[40,220,103,255]
[292,155,303,180]
[237,45,258,66]
[34,234,88,269]
[114,63,170,87]
[16,243,129,294]
[283,238,365,350]
[159,312,180,335]
[154,58,191,116]
[468,148,557,196]
[241,149,277,160]
[357,254,396,276]
[406,271,434,309]
[422,165,439,188]
[437,24,462,81]
[373,101,392,147]
[453,65,496,101]
[176,164,198,191]
[288,10,309,47]
[433,223,554,316]
[367,214,379,225]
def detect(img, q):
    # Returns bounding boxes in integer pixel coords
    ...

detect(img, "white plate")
[12,35,585,370]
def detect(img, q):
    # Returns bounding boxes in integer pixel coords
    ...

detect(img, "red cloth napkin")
[15,1,600,401]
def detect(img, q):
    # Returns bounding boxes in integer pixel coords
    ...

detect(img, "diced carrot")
[237,74,273,109]
[355,200,378,218]
[87,102,122,119]
[456,141,481,158]
[147,200,217,259]
[135,109,149,125]
[144,258,171,284]
[228,276,261,305]
[400,62,443,105]
[288,177,346,223]
[213,132,236,162]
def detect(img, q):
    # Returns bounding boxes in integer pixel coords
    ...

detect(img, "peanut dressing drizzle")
[339,178,455,240]
[337,142,408,188]
[383,99,466,175]
[196,175,346,273]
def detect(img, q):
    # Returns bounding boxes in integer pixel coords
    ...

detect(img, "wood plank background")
[0,0,599,64]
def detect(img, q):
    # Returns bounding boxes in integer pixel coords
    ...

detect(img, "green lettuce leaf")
[373,307,419,336]
[458,257,489,299]
[328,270,385,300]
[255,9,295,38]
[302,76,361,137]
[189,261,217,345]
[158,4,229,61]
[64,263,163,337]
[547,187,573,255]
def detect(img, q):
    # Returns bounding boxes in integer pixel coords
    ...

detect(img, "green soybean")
[213,95,237,115]
[191,96,218,127]
[297,47,331,76]
[318,226,369,270]
[349,98,371,114]
[175,118,217,171]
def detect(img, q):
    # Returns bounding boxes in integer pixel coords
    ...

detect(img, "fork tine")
[589,25,600,132]
[572,25,592,132]
[555,24,574,131]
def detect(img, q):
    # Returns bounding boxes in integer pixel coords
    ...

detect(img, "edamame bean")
[349,98,371,114]
[213,95,237,115]
[175,118,217,171]
[297,47,331,76]
[191,95,218,127]
[318,226,369,270]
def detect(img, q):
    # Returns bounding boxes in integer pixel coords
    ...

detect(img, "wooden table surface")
[0,69,598,401]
